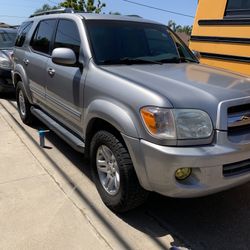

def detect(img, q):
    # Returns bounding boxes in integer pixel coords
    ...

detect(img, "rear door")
[45,19,84,132]
[26,19,57,106]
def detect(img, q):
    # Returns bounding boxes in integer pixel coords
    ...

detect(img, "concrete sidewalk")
[0,102,110,250]
[0,98,179,250]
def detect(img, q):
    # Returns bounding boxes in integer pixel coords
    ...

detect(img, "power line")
[0,15,27,19]
[122,0,194,18]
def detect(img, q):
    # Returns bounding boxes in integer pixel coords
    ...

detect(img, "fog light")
[175,168,192,180]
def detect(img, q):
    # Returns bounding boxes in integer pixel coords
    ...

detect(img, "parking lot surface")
[0,94,249,250]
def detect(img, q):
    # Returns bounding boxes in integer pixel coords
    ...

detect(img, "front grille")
[223,159,250,177]
[228,104,250,135]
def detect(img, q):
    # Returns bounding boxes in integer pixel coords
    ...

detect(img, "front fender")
[84,99,139,138]
[13,64,33,104]
[84,99,153,190]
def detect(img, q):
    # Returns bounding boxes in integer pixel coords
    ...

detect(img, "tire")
[16,82,34,125]
[90,130,148,213]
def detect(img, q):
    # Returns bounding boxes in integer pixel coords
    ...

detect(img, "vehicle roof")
[28,12,161,25]
[79,13,160,24]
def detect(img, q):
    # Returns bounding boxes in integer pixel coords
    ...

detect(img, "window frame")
[52,18,82,60]
[30,18,58,57]
[15,21,33,48]
[224,0,250,18]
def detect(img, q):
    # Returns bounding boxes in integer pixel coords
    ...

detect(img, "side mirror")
[52,48,76,66]
[192,50,201,60]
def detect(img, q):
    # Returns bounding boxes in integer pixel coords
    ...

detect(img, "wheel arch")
[85,117,127,159]
[84,100,151,191]
[13,65,33,103]
[84,99,139,151]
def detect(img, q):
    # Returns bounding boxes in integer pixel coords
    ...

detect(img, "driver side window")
[53,19,81,59]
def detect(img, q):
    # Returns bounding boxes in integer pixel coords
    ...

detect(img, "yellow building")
[189,0,250,76]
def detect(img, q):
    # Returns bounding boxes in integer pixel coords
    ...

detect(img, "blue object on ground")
[38,130,49,148]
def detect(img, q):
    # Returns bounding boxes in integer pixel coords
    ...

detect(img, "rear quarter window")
[15,21,33,47]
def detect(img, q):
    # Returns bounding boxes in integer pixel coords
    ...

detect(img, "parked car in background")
[0,27,17,92]
[13,8,250,212]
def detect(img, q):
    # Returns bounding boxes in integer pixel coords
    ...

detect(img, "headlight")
[174,109,213,139]
[140,107,176,139]
[140,107,213,140]
[0,50,12,70]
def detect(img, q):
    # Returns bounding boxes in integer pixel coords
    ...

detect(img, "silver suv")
[13,9,250,212]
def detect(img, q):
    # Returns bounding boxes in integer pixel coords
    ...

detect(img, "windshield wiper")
[158,57,198,64]
[100,57,162,65]
[120,57,162,65]
[101,56,197,65]
[179,57,198,63]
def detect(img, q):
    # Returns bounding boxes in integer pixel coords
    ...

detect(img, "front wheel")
[16,82,34,125]
[90,130,148,213]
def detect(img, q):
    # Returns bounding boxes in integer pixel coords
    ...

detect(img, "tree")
[34,4,58,14]
[167,20,182,33]
[60,0,106,13]
[180,25,193,36]
[167,20,192,36]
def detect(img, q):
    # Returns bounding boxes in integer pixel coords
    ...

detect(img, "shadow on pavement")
[43,130,175,250]
[0,92,16,101]
[5,101,250,250]
[42,125,250,250]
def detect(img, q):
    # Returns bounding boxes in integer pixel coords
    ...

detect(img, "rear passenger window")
[15,21,33,47]
[31,19,57,54]
[54,20,81,58]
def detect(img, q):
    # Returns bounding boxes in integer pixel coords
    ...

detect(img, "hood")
[101,63,250,125]
[102,63,250,105]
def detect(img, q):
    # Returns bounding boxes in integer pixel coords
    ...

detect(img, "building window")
[225,0,250,17]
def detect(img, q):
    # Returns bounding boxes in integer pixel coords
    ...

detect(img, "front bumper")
[0,68,14,92]
[123,131,250,198]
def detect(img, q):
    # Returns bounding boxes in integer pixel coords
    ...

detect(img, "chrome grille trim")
[228,111,250,128]
[216,96,250,131]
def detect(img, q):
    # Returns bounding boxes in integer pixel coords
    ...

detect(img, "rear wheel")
[16,82,34,125]
[90,130,148,213]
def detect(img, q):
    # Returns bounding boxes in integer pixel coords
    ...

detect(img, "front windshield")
[0,30,17,49]
[86,20,197,65]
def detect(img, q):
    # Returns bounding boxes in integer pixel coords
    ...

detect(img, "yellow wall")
[192,0,227,30]
[193,43,250,58]
[200,58,250,76]
[189,0,250,76]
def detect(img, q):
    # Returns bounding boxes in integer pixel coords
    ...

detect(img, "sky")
[0,0,197,26]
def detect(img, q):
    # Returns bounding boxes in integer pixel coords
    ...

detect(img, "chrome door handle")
[23,59,29,65]
[47,68,55,76]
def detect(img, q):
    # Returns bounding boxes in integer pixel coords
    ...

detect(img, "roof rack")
[29,8,75,18]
